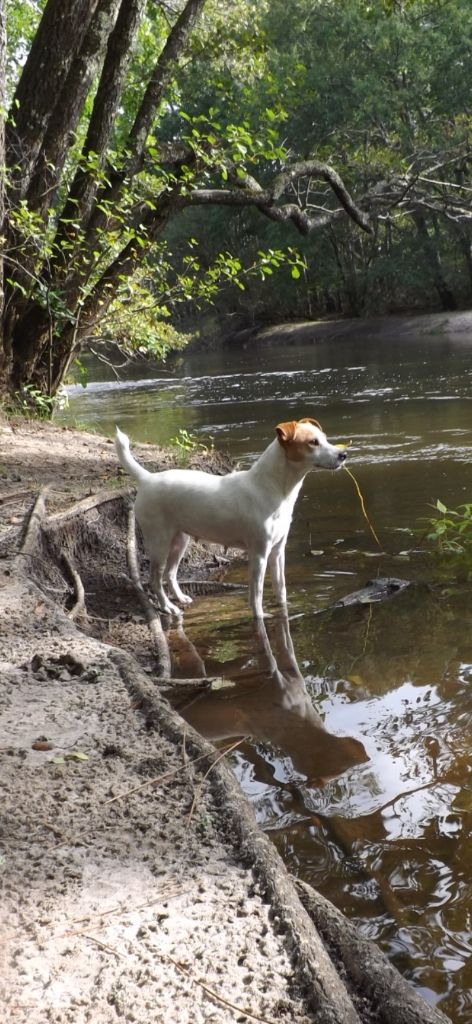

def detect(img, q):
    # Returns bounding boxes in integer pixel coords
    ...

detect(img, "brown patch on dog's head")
[276,417,322,443]
[276,413,319,442]
[276,420,298,444]
[298,416,322,430]
[276,417,323,461]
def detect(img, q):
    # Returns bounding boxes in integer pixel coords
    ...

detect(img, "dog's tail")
[115,426,151,483]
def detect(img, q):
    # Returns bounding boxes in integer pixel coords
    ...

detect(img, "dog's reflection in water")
[170,615,368,788]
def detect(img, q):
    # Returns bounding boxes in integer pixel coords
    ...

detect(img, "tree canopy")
[168,0,472,324]
[1,0,471,403]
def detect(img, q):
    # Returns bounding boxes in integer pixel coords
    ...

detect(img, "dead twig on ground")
[64,886,187,936]
[82,934,125,960]
[187,737,246,827]
[103,744,239,807]
[0,488,35,504]
[162,952,280,1024]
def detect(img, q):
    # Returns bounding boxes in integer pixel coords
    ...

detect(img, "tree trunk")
[412,211,457,311]
[57,0,146,245]
[6,0,99,199]
[26,0,121,219]
[80,0,207,255]
[456,227,472,294]
[0,0,5,331]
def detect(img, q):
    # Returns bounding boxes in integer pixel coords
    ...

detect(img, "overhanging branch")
[187,159,373,236]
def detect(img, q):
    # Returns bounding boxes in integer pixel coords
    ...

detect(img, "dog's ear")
[276,421,298,444]
[298,416,322,430]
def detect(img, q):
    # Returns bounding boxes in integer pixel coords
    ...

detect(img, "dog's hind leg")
[144,531,181,615]
[165,532,192,606]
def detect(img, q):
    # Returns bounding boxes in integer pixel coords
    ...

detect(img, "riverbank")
[0,420,450,1024]
[226,309,472,350]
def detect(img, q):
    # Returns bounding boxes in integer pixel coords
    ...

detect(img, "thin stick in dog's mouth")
[343,465,384,552]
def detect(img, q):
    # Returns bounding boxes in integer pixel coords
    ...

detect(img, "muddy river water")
[61,317,472,1022]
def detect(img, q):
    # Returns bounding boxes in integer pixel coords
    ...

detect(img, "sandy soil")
[0,419,450,1024]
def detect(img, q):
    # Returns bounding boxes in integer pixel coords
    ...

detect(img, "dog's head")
[275,417,347,470]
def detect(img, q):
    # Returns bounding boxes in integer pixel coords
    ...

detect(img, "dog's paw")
[168,586,193,606]
[158,599,182,617]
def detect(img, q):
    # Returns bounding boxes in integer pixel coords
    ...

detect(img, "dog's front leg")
[248,548,269,618]
[268,538,287,607]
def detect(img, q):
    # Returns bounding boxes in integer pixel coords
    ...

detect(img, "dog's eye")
[308,438,320,447]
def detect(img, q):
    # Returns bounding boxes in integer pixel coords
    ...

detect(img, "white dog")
[115,418,346,618]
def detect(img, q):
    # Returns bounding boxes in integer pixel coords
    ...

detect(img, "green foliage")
[169,428,213,466]
[167,0,472,325]
[170,428,210,454]
[9,384,57,420]
[3,0,472,404]
[425,500,472,562]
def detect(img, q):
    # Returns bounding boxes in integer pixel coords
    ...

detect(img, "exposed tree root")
[46,487,131,525]
[295,878,449,1024]
[111,648,364,1024]
[126,505,172,679]
[62,551,86,621]
[16,485,50,560]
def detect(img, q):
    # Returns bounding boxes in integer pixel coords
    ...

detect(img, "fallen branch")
[126,505,172,678]
[159,678,212,690]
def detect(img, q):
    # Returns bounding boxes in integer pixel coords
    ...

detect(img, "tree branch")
[126,0,207,177]
[187,158,373,236]
[57,0,146,238]
[83,0,207,246]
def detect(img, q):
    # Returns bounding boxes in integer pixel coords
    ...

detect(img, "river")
[59,315,472,1022]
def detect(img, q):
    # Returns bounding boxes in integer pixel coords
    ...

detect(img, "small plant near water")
[9,384,57,420]
[425,499,472,559]
[170,428,211,457]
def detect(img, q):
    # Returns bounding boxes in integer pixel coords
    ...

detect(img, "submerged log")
[330,577,412,609]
